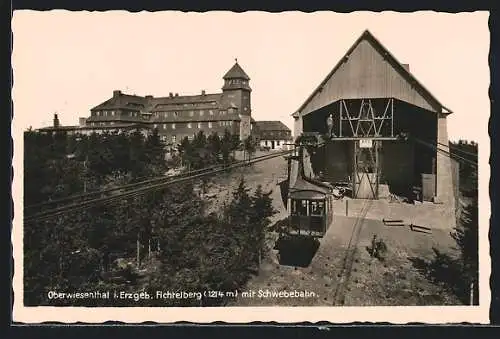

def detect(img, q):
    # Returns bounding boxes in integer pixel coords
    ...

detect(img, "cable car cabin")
[288,184,334,238]
[279,146,335,239]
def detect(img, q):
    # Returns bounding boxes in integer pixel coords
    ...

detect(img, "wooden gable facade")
[297,30,451,117]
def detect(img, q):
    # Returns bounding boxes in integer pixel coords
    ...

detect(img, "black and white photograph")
[12,10,490,323]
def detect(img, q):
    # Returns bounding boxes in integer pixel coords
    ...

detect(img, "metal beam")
[391,98,394,137]
[339,100,344,136]
[338,98,395,138]
[375,140,380,198]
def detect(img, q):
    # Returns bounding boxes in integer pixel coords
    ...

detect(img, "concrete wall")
[293,115,303,140]
[436,113,456,207]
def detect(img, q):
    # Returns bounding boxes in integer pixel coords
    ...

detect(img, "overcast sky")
[12,10,489,142]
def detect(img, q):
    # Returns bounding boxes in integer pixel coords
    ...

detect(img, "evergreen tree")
[24,128,275,306]
[128,129,148,179]
[145,128,167,175]
[191,131,210,169]
[178,136,194,170]
[24,131,55,205]
[416,139,480,305]
[225,177,254,273]
[450,140,478,196]
[106,131,132,175]
[85,132,116,183]
[192,130,207,149]
[250,185,277,265]
[451,196,479,304]
[24,209,95,305]
[228,176,253,226]
[207,133,222,164]
[154,182,206,267]
[221,129,233,165]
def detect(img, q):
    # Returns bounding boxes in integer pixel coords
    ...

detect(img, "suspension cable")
[413,137,478,168]
[25,149,293,223]
[25,149,283,211]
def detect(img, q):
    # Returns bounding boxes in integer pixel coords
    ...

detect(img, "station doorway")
[353,139,380,199]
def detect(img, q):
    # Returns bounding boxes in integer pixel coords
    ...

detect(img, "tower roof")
[223,60,250,80]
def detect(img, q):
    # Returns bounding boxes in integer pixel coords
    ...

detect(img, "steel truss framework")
[334,98,395,199]
[339,98,395,138]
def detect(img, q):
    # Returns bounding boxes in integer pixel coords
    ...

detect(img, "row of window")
[94,110,139,118]
[262,131,291,137]
[93,108,237,119]
[95,110,116,117]
[153,109,234,118]
[161,101,218,107]
[87,120,235,129]
[263,140,284,147]
[291,200,325,217]
[160,135,177,143]
[89,122,116,126]
[153,121,234,130]
[159,134,202,143]
[227,79,248,85]
[160,135,200,143]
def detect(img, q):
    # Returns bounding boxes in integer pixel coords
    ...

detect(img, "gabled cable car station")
[280,30,459,239]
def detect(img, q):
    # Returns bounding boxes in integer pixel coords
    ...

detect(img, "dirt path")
[229,203,460,307]
[331,199,373,305]
[199,151,461,306]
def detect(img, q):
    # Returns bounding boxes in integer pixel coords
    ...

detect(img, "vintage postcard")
[11,10,491,324]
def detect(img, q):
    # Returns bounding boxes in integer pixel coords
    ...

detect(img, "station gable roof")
[294,30,452,117]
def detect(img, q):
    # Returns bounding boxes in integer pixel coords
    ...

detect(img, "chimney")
[201,90,206,96]
[113,90,122,98]
[79,117,87,127]
[53,114,60,128]
[169,92,174,98]
[402,64,410,72]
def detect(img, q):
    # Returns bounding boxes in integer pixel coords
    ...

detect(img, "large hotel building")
[39,61,257,143]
